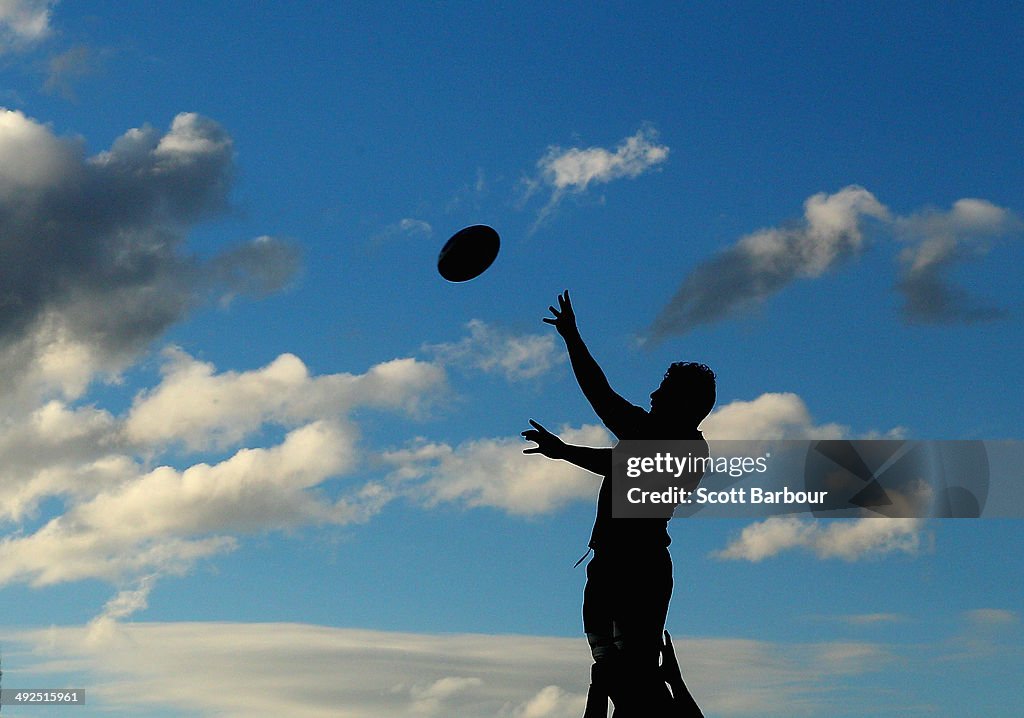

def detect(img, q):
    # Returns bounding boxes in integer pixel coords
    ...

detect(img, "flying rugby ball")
[437,224,500,282]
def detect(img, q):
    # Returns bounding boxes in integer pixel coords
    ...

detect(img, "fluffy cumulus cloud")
[0,109,299,401]
[895,198,1023,323]
[0,110,406,600]
[125,348,443,451]
[0,0,53,49]
[539,128,669,193]
[0,421,362,587]
[701,392,848,440]
[529,127,669,227]
[8,621,915,718]
[424,319,563,381]
[384,424,612,515]
[0,349,446,591]
[651,186,889,339]
[700,394,920,562]
[714,516,924,562]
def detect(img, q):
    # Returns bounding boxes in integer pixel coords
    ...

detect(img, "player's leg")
[583,553,618,717]
[610,547,675,714]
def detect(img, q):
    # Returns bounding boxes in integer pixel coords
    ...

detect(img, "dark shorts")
[583,546,673,662]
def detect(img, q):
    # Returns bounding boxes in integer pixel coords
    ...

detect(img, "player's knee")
[587,632,616,661]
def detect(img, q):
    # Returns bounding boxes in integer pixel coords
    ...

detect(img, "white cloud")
[701,392,847,439]
[411,676,486,715]
[0,0,53,50]
[0,106,76,189]
[530,127,669,227]
[424,320,563,381]
[0,347,446,594]
[963,608,1018,626]
[651,186,889,338]
[688,392,925,562]
[96,575,157,622]
[512,685,584,718]
[376,217,434,243]
[8,621,907,718]
[539,128,669,192]
[0,420,365,587]
[125,348,444,451]
[399,217,433,235]
[715,516,924,562]
[835,613,907,626]
[384,424,612,516]
[0,399,131,526]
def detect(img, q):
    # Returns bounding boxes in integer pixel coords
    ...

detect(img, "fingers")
[529,419,546,431]
[543,303,561,325]
[542,293,572,325]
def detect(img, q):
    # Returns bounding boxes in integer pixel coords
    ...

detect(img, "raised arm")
[521,420,610,476]
[544,291,639,435]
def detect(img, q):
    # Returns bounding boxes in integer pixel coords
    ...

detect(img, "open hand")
[542,290,579,339]
[521,419,566,459]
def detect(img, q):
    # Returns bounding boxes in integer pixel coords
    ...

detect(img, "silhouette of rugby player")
[522,291,714,716]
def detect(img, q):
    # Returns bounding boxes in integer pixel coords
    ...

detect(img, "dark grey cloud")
[895,199,1022,324]
[0,109,298,395]
[649,186,889,339]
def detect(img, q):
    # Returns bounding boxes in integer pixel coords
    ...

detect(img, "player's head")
[649,362,716,424]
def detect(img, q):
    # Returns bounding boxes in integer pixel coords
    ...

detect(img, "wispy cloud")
[648,189,1022,339]
[86,575,160,641]
[424,319,564,381]
[375,217,434,243]
[714,517,925,562]
[8,621,912,717]
[964,608,1019,626]
[528,127,669,228]
[0,349,445,593]
[895,198,1023,324]
[835,613,908,626]
[650,186,889,339]
[42,44,100,99]
[383,424,611,516]
[0,0,54,51]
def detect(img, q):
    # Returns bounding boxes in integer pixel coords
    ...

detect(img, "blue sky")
[0,2,1021,716]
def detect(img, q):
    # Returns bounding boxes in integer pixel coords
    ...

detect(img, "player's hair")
[661,362,716,421]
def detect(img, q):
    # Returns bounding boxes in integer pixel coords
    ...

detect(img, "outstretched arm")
[521,420,610,476]
[544,291,638,435]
